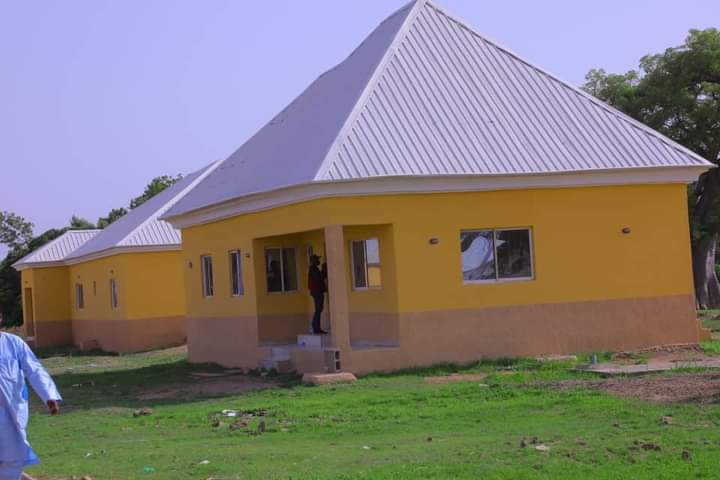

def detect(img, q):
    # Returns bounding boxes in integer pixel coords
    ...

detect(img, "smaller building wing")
[65,161,219,261]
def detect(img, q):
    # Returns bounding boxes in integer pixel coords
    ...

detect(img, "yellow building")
[14,163,217,352]
[159,0,713,375]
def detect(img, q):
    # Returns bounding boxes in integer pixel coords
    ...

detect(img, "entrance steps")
[258,334,340,373]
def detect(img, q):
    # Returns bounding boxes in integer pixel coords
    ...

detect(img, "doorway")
[23,288,36,340]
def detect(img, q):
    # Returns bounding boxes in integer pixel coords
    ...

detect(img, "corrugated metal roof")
[65,161,219,261]
[13,230,100,268]
[165,0,711,218]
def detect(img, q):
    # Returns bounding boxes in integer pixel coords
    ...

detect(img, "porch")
[252,224,400,373]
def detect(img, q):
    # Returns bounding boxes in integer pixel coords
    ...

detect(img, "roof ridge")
[313,0,427,180]
[422,1,710,166]
[118,160,223,246]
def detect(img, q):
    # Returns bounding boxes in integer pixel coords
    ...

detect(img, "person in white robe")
[0,332,61,480]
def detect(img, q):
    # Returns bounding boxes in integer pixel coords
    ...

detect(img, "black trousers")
[311,292,325,333]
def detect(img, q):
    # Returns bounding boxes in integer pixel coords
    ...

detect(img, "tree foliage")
[69,215,96,230]
[97,208,128,229]
[129,175,182,210]
[0,211,34,251]
[94,174,182,228]
[583,28,720,307]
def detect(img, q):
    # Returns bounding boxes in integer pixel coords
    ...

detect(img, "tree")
[97,207,128,229]
[582,28,720,308]
[0,211,33,251]
[69,215,96,230]
[129,175,182,210]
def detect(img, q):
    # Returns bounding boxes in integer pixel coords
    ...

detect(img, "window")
[110,278,118,310]
[351,238,382,289]
[201,255,214,297]
[93,281,97,297]
[75,283,85,310]
[229,250,244,296]
[265,247,298,293]
[461,228,533,282]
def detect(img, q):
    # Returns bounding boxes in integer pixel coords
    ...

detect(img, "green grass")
[698,309,720,333]
[22,347,720,480]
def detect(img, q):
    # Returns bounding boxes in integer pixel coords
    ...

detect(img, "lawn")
[22,343,720,480]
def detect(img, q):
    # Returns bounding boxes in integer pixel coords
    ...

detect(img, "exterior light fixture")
[621,227,631,234]
[429,237,440,245]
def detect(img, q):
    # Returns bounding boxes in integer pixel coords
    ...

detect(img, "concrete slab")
[577,358,720,376]
[302,372,357,385]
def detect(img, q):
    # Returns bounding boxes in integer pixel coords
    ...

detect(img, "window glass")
[366,238,382,288]
[230,250,243,296]
[201,255,214,297]
[351,241,367,289]
[266,248,283,293]
[496,230,533,279]
[461,231,496,281]
[351,238,382,289]
[282,248,298,291]
[110,279,118,309]
[75,284,84,310]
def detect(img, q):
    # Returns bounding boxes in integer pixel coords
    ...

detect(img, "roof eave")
[164,164,711,230]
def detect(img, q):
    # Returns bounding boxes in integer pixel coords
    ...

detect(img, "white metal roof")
[13,230,100,269]
[164,0,712,219]
[64,161,219,262]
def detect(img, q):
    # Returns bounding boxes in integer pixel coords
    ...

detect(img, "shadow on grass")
[37,359,301,412]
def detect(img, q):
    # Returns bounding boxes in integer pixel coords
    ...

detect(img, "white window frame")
[461,227,534,284]
[110,278,118,310]
[201,255,214,298]
[229,250,244,297]
[265,247,298,294]
[350,238,382,291]
[75,283,85,310]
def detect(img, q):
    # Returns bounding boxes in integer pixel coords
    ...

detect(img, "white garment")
[0,333,61,468]
[0,460,22,480]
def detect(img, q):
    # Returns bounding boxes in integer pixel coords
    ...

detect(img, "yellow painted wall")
[68,251,185,321]
[20,267,73,324]
[181,184,694,317]
[344,224,398,314]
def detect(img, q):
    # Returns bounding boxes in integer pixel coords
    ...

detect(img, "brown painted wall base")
[32,320,73,349]
[257,314,309,343]
[345,294,700,374]
[187,294,700,375]
[72,316,186,353]
[187,316,270,367]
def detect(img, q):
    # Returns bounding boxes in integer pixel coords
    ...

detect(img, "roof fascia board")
[166,165,710,230]
[313,0,428,181]
[63,245,181,265]
[15,245,182,270]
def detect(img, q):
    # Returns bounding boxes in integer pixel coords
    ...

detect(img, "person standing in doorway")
[0,332,61,480]
[308,254,328,334]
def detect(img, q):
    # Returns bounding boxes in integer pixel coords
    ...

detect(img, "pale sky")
[0,0,716,258]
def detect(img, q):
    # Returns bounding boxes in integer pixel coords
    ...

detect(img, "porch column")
[324,224,351,351]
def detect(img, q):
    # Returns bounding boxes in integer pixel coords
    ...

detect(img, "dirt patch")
[551,372,720,404]
[137,375,278,400]
[424,373,488,384]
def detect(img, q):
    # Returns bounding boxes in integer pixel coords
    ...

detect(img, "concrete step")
[258,358,293,373]
[270,346,290,361]
[297,334,325,349]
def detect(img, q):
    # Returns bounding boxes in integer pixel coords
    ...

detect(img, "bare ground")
[551,372,720,404]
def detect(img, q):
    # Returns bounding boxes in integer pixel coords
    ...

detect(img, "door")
[23,288,36,340]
